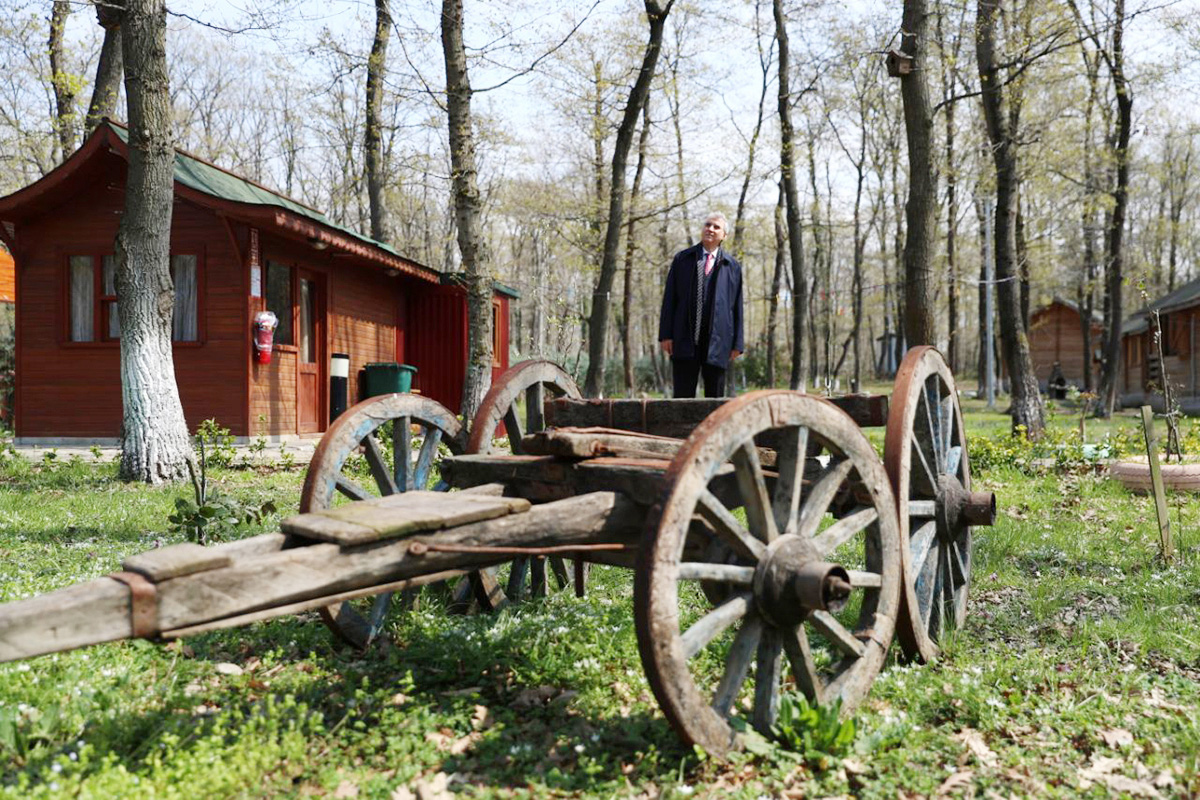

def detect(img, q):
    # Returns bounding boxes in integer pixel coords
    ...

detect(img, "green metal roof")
[106,122,435,273]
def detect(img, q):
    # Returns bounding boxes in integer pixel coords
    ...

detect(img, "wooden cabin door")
[296,270,325,434]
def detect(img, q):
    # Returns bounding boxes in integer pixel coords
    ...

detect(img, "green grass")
[1,409,1199,798]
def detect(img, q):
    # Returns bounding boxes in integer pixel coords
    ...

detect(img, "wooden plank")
[521,426,777,466]
[543,394,889,434]
[281,490,531,545]
[0,577,132,662]
[1140,405,1174,561]
[154,491,641,632]
[123,542,232,581]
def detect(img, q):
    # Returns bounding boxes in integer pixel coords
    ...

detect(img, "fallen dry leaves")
[954,728,998,768]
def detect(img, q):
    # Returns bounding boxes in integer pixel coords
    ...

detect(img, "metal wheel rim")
[635,391,901,757]
[884,346,973,663]
[300,392,465,648]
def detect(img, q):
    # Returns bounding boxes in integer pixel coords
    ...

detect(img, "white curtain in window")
[171,255,198,341]
[103,256,119,339]
[69,256,93,341]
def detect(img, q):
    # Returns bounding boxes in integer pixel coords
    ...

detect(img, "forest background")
[3,0,1200,401]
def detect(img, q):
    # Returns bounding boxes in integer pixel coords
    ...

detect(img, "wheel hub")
[752,534,851,627]
[935,474,997,542]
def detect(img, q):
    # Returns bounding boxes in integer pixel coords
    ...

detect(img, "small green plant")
[278,441,296,470]
[40,448,58,466]
[88,444,103,460]
[168,438,277,546]
[771,694,856,770]
[195,418,236,469]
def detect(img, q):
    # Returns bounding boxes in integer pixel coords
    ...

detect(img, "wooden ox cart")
[0,347,994,756]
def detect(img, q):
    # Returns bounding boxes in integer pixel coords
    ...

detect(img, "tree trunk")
[582,0,674,398]
[898,0,937,347]
[49,0,77,158]
[116,0,192,483]
[775,0,808,392]
[733,1,773,253]
[85,0,125,132]
[1095,0,1133,417]
[937,5,960,373]
[365,0,391,243]
[767,180,785,388]
[622,99,652,396]
[442,0,492,420]
[976,0,1044,437]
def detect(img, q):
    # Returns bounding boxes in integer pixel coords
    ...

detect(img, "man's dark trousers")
[671,355,725,398]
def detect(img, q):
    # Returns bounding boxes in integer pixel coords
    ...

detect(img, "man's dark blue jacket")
[658,243,744,369]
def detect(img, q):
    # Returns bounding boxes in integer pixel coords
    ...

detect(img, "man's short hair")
[704,212,728,230]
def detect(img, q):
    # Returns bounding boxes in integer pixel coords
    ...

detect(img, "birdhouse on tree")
[886,49,913,77]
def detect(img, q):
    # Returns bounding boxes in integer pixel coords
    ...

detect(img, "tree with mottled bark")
[1069,0,1133,417]
[896,0,937,348]
[364,0,390,243]
[774,0,808,392]
[48,0,76,157]
[115,0,193,482]
[621,99,652,395]
[441,0,492,420]
[582,0,675,398]
[85,0,125,132]
[976,0,1045,436]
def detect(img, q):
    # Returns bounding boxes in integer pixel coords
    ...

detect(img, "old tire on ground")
[884,346,974,663]
[635,391,901,757]
[301,392,466,648]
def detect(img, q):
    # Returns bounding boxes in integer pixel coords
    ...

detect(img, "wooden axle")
[0,491,642,664]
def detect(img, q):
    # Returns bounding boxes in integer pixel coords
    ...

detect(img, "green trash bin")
[363,362,417,397]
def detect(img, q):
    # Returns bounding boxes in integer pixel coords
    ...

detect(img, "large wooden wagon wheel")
[467,359,585,602]
[636,391,902,756]
[300,392,466,648]
[884,346,991,662]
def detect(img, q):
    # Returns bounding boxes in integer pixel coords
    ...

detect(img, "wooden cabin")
[0,121,511,443]
[1120,277,1200,413]
[1028,297,1102,393]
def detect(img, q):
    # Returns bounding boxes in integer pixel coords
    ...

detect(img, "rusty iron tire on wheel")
[635,391,901,758]
[300,392,466,649]
[884,346,977,663]
[467,360,585,603]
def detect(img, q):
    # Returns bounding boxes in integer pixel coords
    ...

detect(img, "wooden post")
[1140,405,1174,562]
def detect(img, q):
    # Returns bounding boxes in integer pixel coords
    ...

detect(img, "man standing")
[658,212,744,398]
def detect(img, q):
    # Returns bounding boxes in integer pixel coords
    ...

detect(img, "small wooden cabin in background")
[1120,277,1200,413]
[0,121,511,443]
[1028,296,1102,392]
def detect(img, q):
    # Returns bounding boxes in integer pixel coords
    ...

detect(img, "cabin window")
[265,260,293,345]
[68,254,200,342]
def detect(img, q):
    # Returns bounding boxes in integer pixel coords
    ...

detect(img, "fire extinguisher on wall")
[253,310,278,364]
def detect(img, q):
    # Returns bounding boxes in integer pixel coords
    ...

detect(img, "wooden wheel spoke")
[812,506,878,558]
[771,426,808,535]
[806,609,864,662]
[809,610,866,659]
[924,379,943,472]
[697,491,767,562]
[335,474,372,502]
[365,592,395,637]
[506,556,529,598]
[711,613,763,718]
[681,593,753,660]
[919,545,941,630]
[732,441,778,543]
[846,570,883,588]
[525,383,545,435]
[907,500,937,517]
[796,458,855,539]
[911,438,938,497]
[781,623,824,705]
[392,415,412,492]
[949,541,967,587]
[752,630,783,734]
[548,556,571,590]
[939,394,955,468]
[677,563,756,585]
[412,427,443,489]
[910,520,937,574]
[947,444,963,480]
[504,406,525,454]
[362,433,399,495]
